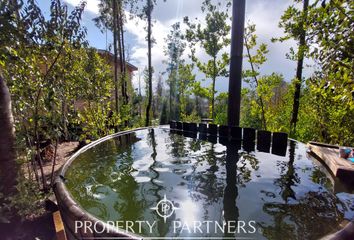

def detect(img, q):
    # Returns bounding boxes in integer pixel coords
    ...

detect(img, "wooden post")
[53,211,67,240]
[228,0,246,127]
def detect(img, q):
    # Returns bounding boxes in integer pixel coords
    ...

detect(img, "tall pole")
[227,0,246,126]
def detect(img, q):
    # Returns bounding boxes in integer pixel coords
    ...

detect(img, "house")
[74,49,138,111]
[96,49,138,77]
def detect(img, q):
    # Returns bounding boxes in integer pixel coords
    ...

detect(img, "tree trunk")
[145,0,153,127]
[61,99,68,140]
[0,75,18,198]
[196,96,200,117]
[211,76,216,120]
[118,2,129,106]
[211,56,216,120]
[176,77,180,121]
[112,0,119,124]
[290,0,309,136]
[244,38,267,130]
[138,73,142,119]
[50,140,58,186]
[169,67,174,121]
[116,1,129,127]
[169,77,172,121]
[116,3,124,103]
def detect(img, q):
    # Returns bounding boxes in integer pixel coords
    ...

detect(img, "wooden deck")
[308,142,354,185]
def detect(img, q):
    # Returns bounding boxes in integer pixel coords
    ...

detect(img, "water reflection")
[275,141,299,201]
[238,151,259,186]
[260,141,345,239]
[223,143,239,237]
[65,128,353,239]
[261,191,344,240]
[147,129,169,236]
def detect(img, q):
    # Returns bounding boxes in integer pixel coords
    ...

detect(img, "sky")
[37,0,313,93]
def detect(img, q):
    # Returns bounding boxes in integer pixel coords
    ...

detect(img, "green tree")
[76,48,117,139]
[275,0,354,144]
[164,22,186,121]
[3,0,87,192]
[144,0,154,126]
[243,23,269,130]
[134,0,167,125]
[240,88,262,129]
[94,0,132,127]
[178,63,196,121]
[257,73,287,132]
[142,66,155,124]
[274,0,310,136]
[153,75,164,119]
[0,0,91,217]
[0,1,21,202]
[184,0,231,120]
[241,23,290,132]
[240,73,288,132]
[305,0,354,145]
[214,92,228,125]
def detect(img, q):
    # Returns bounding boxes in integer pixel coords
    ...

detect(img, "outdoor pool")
[63,127,354,239]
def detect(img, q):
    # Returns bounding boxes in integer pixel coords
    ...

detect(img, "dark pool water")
[65,127,354,239]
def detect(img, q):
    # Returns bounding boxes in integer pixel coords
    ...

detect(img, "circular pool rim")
[54,127,152,239]
[53,125,352,240]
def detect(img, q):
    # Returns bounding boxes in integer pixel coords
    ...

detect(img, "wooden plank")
[309,141,339,149]
[308,144,354,184]
[53,211,67,240]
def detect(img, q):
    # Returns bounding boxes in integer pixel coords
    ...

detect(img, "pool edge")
[54,127,153,240]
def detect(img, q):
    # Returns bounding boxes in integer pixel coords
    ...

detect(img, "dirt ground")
[42,141,79,179]
[0,141,79,240]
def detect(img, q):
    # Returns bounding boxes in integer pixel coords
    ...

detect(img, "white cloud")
[62,0,313,91]
[125,12,172,90]
[64,0,100,14]
[63,0,170,90]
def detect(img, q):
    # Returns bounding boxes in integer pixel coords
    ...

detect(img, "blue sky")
[37,0,313,93]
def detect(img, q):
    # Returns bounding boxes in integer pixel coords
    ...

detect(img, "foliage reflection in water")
[65,128,354,239]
